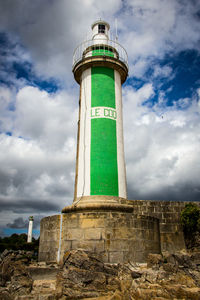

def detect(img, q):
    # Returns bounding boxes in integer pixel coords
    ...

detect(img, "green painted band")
[92,48,114,57]
[90,66,118,196]
[91,66,115,108]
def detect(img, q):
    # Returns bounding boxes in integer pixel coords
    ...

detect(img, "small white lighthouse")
[27,216,34,243]
[70,20,128,204]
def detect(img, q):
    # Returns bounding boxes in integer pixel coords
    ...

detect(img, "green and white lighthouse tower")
[39,20,163,265]
[72,20,128,204]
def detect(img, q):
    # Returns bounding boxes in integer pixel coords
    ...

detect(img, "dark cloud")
[0,0,99,81]
[0,0,200,236]
[7,217,28,229]
[7,215,43,229]
[0,198,61,214]
[0,227,5,237]
[127,183,200,202]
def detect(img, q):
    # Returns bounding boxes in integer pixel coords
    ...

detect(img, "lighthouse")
[27,216,34,243]
[39,20,162,264]
[71,20,128,203]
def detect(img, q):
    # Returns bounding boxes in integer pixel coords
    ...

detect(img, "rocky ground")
[0,248,200,300]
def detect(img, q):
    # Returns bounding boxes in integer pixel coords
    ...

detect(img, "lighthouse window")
[98,24,105,34]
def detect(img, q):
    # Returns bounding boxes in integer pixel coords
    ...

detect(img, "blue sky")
[0,0,199,236]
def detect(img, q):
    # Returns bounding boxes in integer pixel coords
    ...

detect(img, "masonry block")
[84,228,102,240]
[39,199,200,263]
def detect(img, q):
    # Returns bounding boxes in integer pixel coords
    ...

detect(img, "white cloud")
[14,86,78,149]
[0,87,15,133]
[123,83,154,124]
[197,88,200,100]
[152,65,173,79]
[0,0,199,81]
[0,86,79,218]
[124,85,200,201]
[120,0,200,77]
[0,0,122,83]
[0,0,200,233]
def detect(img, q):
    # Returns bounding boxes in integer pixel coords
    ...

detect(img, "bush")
[180,203,200,234]
[0,233,39,258]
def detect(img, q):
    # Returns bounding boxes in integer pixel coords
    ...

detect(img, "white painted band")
[77,68,91,197]
[91,106,117,120]
[115,70,127,199]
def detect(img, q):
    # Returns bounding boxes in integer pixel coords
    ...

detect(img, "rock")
[0,289,12,300]
[63,249,108,273]
[147,253,163,269]
[58,249,121,299]
[0,250,33,297]
[160,252,199,275]
[131,270,142,279]
[164,284,200,300]
[1,249,200,299]
[7,263,32,296]
[0,249,12,260]
[162,262,179,273]
[191,252,200,265]
[172,253,194,268]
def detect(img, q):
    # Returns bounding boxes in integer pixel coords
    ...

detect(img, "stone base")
[39,199,199,264]
[39,200,161,264]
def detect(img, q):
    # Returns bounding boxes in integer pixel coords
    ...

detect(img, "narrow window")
[98,24,105,34]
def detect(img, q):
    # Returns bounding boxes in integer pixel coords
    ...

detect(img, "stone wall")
[126,200,200,253]
[60,211,160,264]
[38,200,200,263]
[39,215,60,262]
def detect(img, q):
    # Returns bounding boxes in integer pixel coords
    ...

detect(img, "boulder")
[0,289,13,300]
[147,253,163,269]
[0,250,33,297]
[0,249,200,299]
[58,249,121,298]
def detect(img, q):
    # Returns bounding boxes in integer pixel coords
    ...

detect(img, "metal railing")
[72,38,128,69]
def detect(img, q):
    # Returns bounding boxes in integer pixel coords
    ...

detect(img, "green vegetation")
[180,203,200,234]
[0,233,39,256]
[180,203,200,250]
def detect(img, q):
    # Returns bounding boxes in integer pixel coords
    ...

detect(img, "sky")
[0,0,200,237]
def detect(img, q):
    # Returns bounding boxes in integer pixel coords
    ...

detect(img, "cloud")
[123,85,200,201]
[0,86,78,216]
[152,65,173,79]
[0,0,199,82]
[7,217,28,229]
[0,0,199,235]
[15,86,78,148]
[0,32,31,90]
[7,215,43,229]
[0,0,122,83]
[0,87,15,133]
[0,198,61,214]
[120,0,200,76]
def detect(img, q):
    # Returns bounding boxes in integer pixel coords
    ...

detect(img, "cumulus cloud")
[15,86,78,148]
[7,217,28,229]
[0,0,199,81]
[123,85,200,201]
[0,0,199,235]
[120,0,200,76]
[152,65,173,79]
[0,0,122,82]
[0,86,78,220]
[7,215,43,230]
